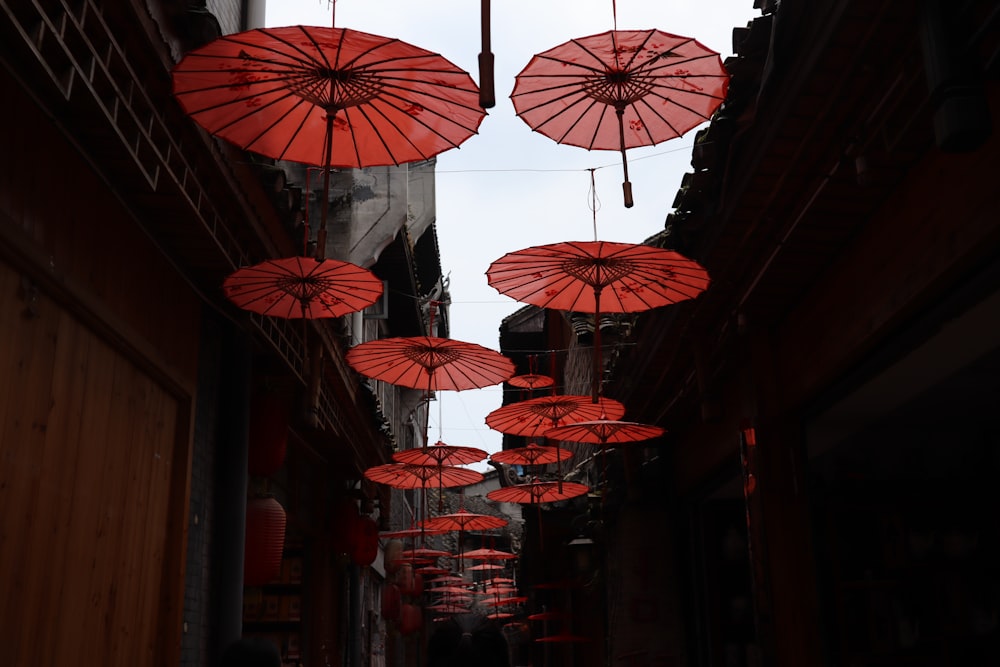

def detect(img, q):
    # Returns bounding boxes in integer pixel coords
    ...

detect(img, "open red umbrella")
[394,441,489,467]
[364,463,484,490]
[486,481,590,506]
[489,443,574,467]
[400,547,454,560]
[485,395,625,438]
[508,373,556,390]
[346,336,515,393]
[544,419,665,446]
[488,240,709,400]
[221,255,383,319]
[420,509,508,532]
[460,548,518,561]
[545,418,665,487]
[466,563,505,572]
[511,28,727,207]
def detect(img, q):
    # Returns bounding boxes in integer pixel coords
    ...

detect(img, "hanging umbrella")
[400,547,454,560]
[508,373,555,390]
[346,336,515,393]
[545,418,666,488]
[461,548,518,561]
[487,240,709,400]
[511,28,727,207]
[486,481,590,506]
[416,566,452,577]
[394,441,489,467]
[545,419,665,446]
[420,509,508,532]
[221,255,384,319]
[364,463,484,489]
[489,443,574,467]
[483,596,528,607]
[466,563,505,572]
[486,395,625,438]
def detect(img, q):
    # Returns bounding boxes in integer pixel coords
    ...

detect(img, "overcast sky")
[265,1,761,470]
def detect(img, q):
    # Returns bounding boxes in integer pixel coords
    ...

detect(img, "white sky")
[265,1,761,470]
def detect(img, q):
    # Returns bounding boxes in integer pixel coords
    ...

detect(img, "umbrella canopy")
[466,563,505,572]
[485,395,625,438]
[507,373,556,390]
[544,419,665,447]
[420,509,508,532]
[173,25,485,169]
[528,611,569,621]
[511,28,727,207]
[364,463,484,489]
[460,548,518,561]
[400,547,454,560]
[486,481,590,505]
[416,566,451,576]
[489,443,574,467]
[487,241,709,314]
[394,441,489,467]
[221,256,384,320]
[346,336,515,393]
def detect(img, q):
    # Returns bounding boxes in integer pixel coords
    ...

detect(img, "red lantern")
[247,393,289,476]
[244,496,287,585]
[399,603,423,635]
[349,515,379,566]
[399,567,423,597]
[384,539,403,574]
[381,583,402,621]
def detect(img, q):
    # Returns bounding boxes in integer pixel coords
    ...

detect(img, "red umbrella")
[485,395,625,438]
[545,419,665,446]
[528,611,569,622]
[508,373,555,390]
[222,256,384,319]
[487,241,709,400]
[511,28,727,207]
[394,441,489,467]
[416,566,451,576]
[486,481,590,506]
[489,443,574,467]
[466,563,505,572]
[364,463,484,489]
[400,547,454,560]
[461,548,518,561]
[545,418,666,487]
[420,509,508,532]
[346,336,515,393]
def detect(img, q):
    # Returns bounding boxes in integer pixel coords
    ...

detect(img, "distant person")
[426,613,510,667]
[219,637,281,667]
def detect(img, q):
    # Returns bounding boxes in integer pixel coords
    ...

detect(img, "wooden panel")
[0,260,189,666]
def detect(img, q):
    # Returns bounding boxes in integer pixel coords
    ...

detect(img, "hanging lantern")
[381,583,402,622]
[247,393,289,476]
[244,496,287,586]
[399,603,423,635]
[384,539,404,574]
[350,515,379,566]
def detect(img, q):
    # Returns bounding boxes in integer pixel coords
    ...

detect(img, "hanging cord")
[587,168,601,241]
[612,0,618,30]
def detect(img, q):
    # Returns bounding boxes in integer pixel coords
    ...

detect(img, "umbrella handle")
[479,0,495,108]
[616,107,634,208]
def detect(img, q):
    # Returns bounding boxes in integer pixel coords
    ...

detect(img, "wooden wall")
[1,74,201,666]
